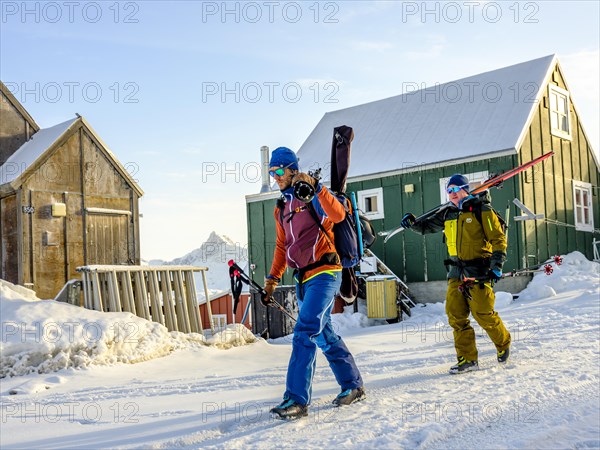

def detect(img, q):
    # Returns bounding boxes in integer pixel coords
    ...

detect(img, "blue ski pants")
[284,271,363,406]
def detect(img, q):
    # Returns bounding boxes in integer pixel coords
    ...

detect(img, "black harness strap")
[293,252,339,297]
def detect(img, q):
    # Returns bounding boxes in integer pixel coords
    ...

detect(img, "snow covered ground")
[1,252,598,449]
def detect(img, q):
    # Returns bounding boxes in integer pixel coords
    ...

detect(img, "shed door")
[86,213,130,265]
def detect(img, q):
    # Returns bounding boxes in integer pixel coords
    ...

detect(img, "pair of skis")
[379,152,555,243]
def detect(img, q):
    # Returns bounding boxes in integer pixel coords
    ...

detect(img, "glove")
[488,268,502,283]
[291,172,317,189]
[400,213,416,229]
[261,277,278,306]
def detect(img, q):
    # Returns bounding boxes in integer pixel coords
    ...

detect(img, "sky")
[1,0,598,260]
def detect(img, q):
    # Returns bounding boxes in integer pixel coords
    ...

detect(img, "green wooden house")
[246,55,599,300]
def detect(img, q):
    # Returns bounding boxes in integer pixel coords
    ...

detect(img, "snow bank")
[400,251,598,327]
[0,280,257,378]
[516,251,599,301]
[331,302,387,334]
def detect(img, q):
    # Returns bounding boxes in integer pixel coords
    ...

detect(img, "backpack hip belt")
[293,252,339,297]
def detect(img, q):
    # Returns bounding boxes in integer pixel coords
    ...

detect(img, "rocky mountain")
[149,232,248,299]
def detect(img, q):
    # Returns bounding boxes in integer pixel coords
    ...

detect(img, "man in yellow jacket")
[401,174,511,374]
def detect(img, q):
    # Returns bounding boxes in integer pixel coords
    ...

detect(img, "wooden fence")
[76,265,214,334]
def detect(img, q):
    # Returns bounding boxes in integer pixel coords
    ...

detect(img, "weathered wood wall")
[0,86,38,165]
[2,122,141,299]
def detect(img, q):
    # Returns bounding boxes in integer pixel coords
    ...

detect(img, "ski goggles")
[446,184,469,194]
[269,163,294,177]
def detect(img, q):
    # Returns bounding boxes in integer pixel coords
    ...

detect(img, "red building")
[199,291,251,332]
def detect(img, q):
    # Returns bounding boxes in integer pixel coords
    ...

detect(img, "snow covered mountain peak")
[149,231,248,295]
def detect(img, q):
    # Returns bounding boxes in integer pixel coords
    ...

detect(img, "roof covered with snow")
[1,118,78,184]
[297,55,556,181]
[0,116,143,196]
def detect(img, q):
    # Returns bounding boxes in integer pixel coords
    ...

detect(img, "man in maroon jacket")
[263,147,365,420]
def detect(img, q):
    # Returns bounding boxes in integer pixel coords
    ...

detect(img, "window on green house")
[358,187,384,220]
[549,84,572,139]
[573,181,594,232]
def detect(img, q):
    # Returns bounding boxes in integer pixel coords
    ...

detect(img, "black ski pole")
[228,260,297,323]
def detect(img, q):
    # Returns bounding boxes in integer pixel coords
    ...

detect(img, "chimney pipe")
[260,145,271,193]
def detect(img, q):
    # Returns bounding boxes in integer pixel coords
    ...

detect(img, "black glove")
[488,268,502,283]
[401,213,416,229]
[261,278,277,306]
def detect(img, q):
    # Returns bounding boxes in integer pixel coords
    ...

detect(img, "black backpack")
[277,194,375,269]
[307,193,375,268]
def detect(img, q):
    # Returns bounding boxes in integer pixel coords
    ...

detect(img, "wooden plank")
[86,273,94,310]
[133,271,150,320]
[173,270,191,333]
[121,271,136,315]
[184,271,203,334]
[108,270,122,312]
[160,270,177,332]
[91,271,103,311]
[81,273,90,309]
[148,271,164,325]
[202,270,215,335]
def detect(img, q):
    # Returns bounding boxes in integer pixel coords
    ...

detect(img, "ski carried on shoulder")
[379,151,554,243]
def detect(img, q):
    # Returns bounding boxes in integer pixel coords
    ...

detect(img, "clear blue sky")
[2,1,598,260]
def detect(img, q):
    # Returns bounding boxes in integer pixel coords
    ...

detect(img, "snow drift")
[0,280,257,378]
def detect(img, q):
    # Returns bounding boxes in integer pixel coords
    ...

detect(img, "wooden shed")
[0,81,143,299]
[246,55,599,300]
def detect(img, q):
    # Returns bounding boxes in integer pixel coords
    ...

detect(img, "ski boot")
[270,398,308,420]
[497,347,510,364]
[332,386,366,406]
[449,356,479,374]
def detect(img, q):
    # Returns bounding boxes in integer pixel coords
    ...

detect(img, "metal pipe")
[260,145,271,193]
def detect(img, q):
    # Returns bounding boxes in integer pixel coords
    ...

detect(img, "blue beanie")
[269,147,299,171]
[447,174,469,191]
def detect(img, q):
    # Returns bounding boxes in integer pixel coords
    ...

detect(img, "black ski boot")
[497,347,510,364]
[449,356,479,374]
[332,386,366,406]
[270,398,308,420]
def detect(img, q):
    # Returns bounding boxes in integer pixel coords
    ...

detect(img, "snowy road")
[1,253,599,449]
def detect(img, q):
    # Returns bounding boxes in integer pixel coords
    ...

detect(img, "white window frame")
[573,180,594,232]
[357,187,384,220]
[439,171,489,203]
[548,84,572,140]
[212,314,227,332]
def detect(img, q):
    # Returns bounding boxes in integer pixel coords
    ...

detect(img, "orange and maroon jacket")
[269,185,346,282]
